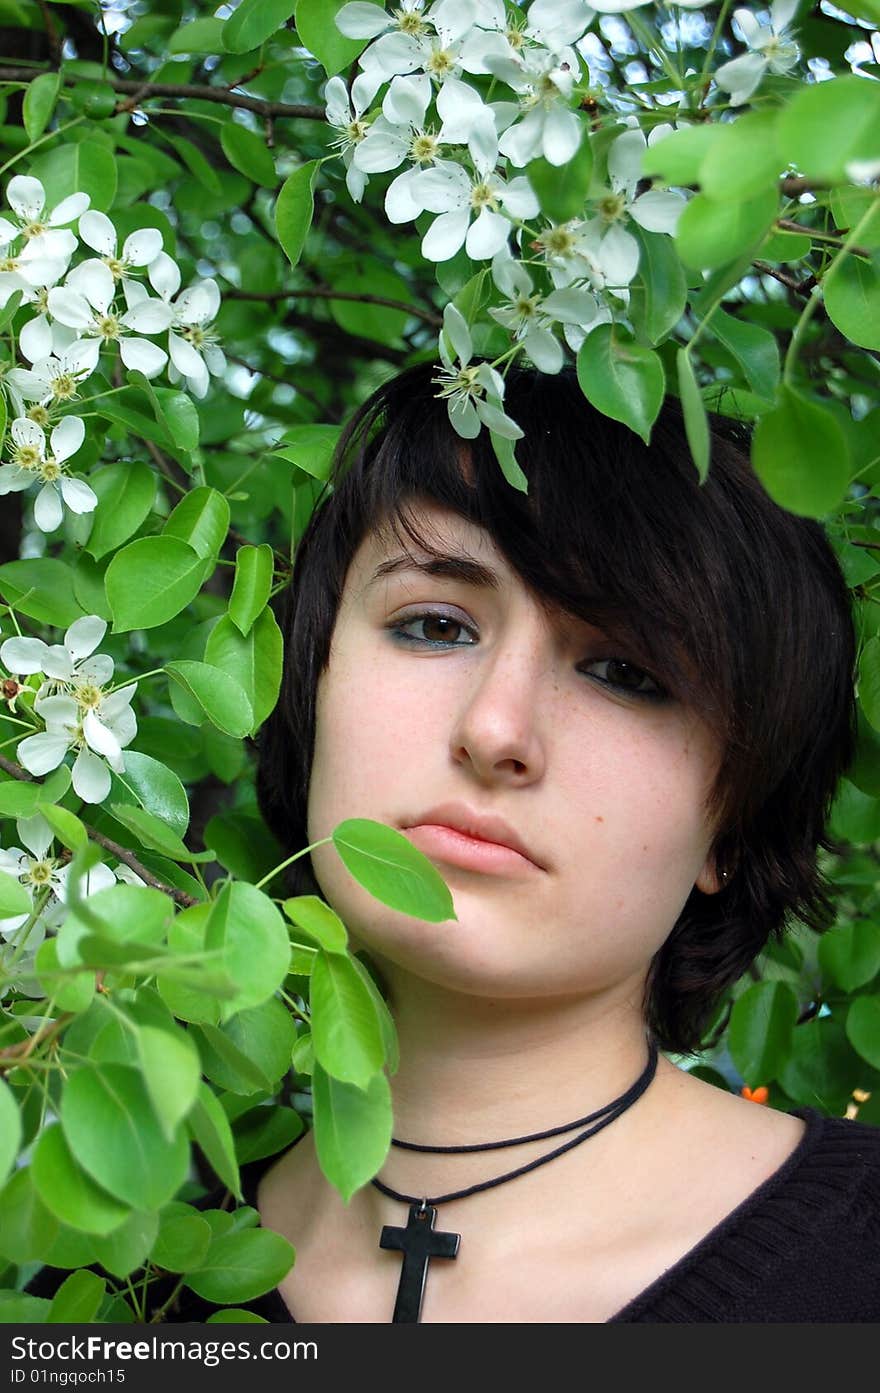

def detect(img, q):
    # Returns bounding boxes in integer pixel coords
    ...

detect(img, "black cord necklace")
[371,1037,659,1322]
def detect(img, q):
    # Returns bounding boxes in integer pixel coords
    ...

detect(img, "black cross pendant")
[380,1201,461,1322]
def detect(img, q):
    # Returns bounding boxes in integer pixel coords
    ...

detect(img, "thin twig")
[0,753,200,907]
[752,260,816,296]
[0,67,325,121]
[225,285,443,328]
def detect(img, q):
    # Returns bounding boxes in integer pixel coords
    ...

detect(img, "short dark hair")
[257,362,857,1057]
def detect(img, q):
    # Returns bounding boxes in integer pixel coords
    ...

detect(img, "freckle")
[642,845,648,851]
[595,815,604,823]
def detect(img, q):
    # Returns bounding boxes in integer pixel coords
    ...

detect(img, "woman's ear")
[695,856,726,895]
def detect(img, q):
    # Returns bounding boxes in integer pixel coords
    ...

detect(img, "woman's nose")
[448,629,551,782]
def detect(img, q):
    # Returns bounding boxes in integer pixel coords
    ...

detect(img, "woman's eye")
[583,658,667,702]
[389,611,476,646]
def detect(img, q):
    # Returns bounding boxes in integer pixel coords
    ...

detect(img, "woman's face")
[306,499,723,1003]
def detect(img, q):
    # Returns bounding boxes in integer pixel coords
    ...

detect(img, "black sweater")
[163,1105,880,1323]
[27,1105,880,1322]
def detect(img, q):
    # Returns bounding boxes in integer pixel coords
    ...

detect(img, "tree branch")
[225,285,443,328]
[752,260,816,297]
[0,66,325,121]
[0,753,200,907]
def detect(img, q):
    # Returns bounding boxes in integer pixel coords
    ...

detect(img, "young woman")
[248,361,879,1324]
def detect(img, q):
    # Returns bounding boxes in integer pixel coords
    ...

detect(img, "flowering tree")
[1,0,879,1322]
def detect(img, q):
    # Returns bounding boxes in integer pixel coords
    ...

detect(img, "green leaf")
[846,995,880,1070]
[150,385,201,451]
[184,1227,295,1303]
[824,252,880,352]
[106,536,210,632]
[728,980,799,1084]
[676,188,778,271]
[295,0,366,75]
[84,460,157,562]
[273,423,339,480]
[204,881,292,1016]
[275,160,319,269]
[90,1209,159,1279]
[30,141,117,212]
[489,430,528,493]
[777,76,880,184]
[310,949,386,1087]
[188,1082,243,1199]
[350,954,398,1075]
[165,659,254,737]
[818,920,880,993]
[34,936,95,1014]
[0,768,69,816]
[46,1270,106,1325]
[331,817,457,922]
[629,227,687,346]
[0,1167,60,1264]
[0,866,32,919]
[23,71,60,143]
[206,1308,270,1322]
[203,608,283,732]
[134,1018,202,1140]
[223,0,297,50]
[676,349,710,483]
[312,1061,392,1203]
[0,559,85,626]
[0,1292,51,1323]
[525,132,592,222]
[31,1124,131,1236]
[60,1064,190,1210]
[283,894,349,954]
[164,133,222,193]
[860,636,880,735]
[752,386,850,519]
[327,263,413,345]
[228,543,274,635]
[778,1016,862,1113]
[829,187,880,251]
[0,1077,21,1188]
[37,803,87,853]
[169,16,227,53]
[233,1104,304,1165]
[576,324,665,445]
[57,883,172,968]
[709,308,780,401]
[163,486,230,561]
[221,120,277,187]
[150,1207,213,1272]
[112,750,190,838]
[194,1023,274,1094]
[641,124,720,184]
[698,111,782,203]
[109,803,208,863]
[829,776,880,845]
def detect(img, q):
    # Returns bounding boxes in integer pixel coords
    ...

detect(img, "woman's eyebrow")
[367,551,502,592]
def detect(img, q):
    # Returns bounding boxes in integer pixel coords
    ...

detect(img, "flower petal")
[19,313,53,364]
[11,417,45,452]
[629,188,684,234]
[442,302,473,363]
[335,1,391,38]
[7,175,45,222]
[121,228,163,267]
[33,481,63,532]
[541,107,582,167]
[382,73,431,127]
[0,636,49,674]
[46,285,94,331]
[48,193,90,227]
[71,746,111,803]
[608,128,647,197]
[50,414,85,463]
[16,731,70,777]
[465,207,509,260]
[714,52,766,104]
[83,707,121,761]
[422,208,470,261]
[148,250,181,300]
[121,297,173,333]
[78,210,116,256]
[385,166,425,223]
[17,812,53,860]
[64,614,106,660]
[59,475,98,514]
[120,337,167,377]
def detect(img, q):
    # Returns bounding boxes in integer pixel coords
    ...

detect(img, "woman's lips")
[402,824,541,875]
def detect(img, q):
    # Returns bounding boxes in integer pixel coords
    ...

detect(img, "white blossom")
[433,302,524,440]
[78,210,164,283]
[0,415,95,532]
[16,680,138,804]
[412,154,539,261]
[5,341,97,414]
[495,46,584,167]
[48,258,171,377]
[325,73,375,201]
[0,175,88,263]
[489,246,605,371]
[144,255,225,398]
[714,0,800,106]
[1,614,112,695]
